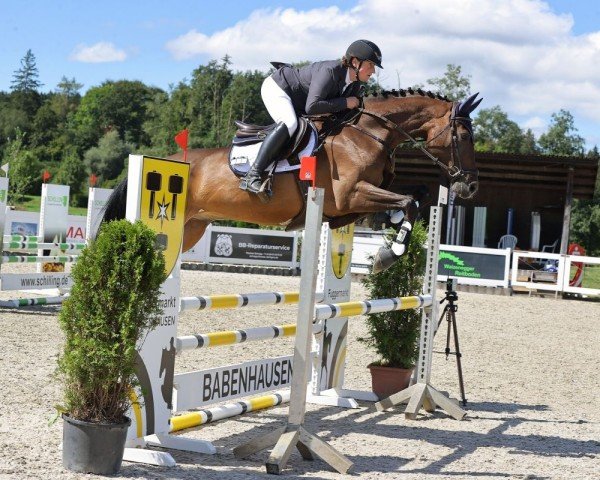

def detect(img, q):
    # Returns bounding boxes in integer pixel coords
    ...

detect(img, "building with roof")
[393,150,599,253]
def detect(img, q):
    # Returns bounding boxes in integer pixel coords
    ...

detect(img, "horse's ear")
[458,93,481,116]
[469,97,483,113]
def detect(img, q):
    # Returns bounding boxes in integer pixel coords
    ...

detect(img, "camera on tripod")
[437,277,466,405]
[444,277,458,303]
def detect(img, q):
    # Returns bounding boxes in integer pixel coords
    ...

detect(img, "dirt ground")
[0,267,598,479]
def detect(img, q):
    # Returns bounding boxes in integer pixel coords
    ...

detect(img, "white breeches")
[261,76,298,137]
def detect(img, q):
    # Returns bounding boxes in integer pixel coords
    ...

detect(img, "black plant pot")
[62,414,131,474]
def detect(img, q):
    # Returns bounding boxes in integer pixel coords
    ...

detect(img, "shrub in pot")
[359,220,427,399]
[57,219,165,474]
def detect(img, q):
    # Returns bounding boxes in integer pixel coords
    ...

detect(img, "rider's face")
[352,59,376,82]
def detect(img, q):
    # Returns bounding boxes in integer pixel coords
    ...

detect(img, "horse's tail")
[94,178,128,239]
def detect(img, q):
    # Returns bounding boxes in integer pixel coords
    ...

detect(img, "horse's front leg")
[340,181,419,221]
[342,182,421,274]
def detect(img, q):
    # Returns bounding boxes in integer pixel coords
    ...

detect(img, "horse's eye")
[460,132,470,140]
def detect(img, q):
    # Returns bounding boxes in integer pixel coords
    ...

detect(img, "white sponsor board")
[5,210,91,241]
[0,178,8,241]
[86,187,113,240]
[0,272,73,291]
[173,355,294,411]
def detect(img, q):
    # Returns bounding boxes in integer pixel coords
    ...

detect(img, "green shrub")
[359,221,427,369]
[57,220,165,423]
[570,199,600,257]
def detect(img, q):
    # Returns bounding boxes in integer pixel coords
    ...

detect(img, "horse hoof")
[371,246,400,274]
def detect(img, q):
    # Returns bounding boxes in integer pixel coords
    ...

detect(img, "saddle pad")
[229,124,318,176]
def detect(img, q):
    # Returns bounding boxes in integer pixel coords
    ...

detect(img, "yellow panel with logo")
[330,223,354,279]
[139,157,189,277]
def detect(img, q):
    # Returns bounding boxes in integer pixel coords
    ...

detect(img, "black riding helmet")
[346,39,383,69]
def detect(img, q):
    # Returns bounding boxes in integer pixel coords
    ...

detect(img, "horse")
[101,90,481,273]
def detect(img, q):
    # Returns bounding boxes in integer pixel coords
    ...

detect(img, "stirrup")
[239,176,272,203]
[255,177,273,203]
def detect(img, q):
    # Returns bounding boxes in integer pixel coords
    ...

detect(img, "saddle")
[228,117,318,177]
[232,117,310,158]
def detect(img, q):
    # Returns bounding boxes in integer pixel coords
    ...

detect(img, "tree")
[2,129,41,203]
[71,80,160,152]
[538,109,585,156]
[56,76,83,98]
[7,50,43,129]
[584,146,600,200]
[219,70,269,145]
[30,102,59,148]
[83,130,133,183]
[473,106,528,153]
[11,49,43,93]
[53,76,83,118]
[570,200,600,256]
[0,104,30,150]
[55,147,88,206]
[142,84,190,156]
[426,64,471,101]
[520,129,539,155]
[188,56,234,147]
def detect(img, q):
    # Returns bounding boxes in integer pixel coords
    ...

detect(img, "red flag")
[42,170,51,183]
[174,129,189,161]
[299,156,317,188]
[89,173,98,187]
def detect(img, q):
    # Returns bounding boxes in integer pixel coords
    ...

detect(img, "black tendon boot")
[239,122,290,202]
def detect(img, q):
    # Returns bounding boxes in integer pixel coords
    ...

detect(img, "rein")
[349,106,475,179]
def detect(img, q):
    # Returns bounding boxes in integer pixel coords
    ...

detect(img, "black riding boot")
[239,122,290,200]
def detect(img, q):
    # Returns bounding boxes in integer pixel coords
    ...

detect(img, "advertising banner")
[207,226,298,267]
[174,355,294,410]
[438,245,510,287]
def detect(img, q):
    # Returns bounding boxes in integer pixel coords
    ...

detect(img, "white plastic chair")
[497,234,517,250]
[541,238,558,253]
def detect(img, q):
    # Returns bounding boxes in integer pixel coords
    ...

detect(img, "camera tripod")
[436,279,467,406]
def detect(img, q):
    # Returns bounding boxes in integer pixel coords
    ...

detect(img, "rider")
[239,39,383,198]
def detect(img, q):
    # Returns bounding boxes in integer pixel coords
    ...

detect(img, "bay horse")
[102,90,481,273]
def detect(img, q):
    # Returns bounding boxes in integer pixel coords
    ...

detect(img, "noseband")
[349,103,477,180]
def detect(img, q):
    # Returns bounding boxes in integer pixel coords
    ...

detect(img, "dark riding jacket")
[271,60,363,115]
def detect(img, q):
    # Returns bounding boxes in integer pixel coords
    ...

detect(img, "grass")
[12,195,87,216]
[571,263,600,289]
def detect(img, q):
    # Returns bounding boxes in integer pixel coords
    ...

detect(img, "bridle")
[347,104,478,180]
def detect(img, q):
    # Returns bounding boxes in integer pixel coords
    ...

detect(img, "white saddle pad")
[229,125,318,175]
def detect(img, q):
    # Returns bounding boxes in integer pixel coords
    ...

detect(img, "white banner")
[0,272,73,290]
[173,355,294,411]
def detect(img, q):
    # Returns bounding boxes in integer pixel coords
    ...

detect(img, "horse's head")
[425,93,482,199]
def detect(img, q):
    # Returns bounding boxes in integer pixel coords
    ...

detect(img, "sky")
[1,0,600,150]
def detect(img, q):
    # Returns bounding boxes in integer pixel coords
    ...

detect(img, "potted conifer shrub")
[359,220,427,399]
[57,219,165,474]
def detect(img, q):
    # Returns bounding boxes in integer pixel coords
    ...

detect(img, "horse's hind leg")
[183,218,210,252]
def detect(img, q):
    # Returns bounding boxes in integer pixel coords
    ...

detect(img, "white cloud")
[165,0,600,146]
[70,42,127,63]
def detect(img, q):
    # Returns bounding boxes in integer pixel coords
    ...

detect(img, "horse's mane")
[365,88,451,103]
